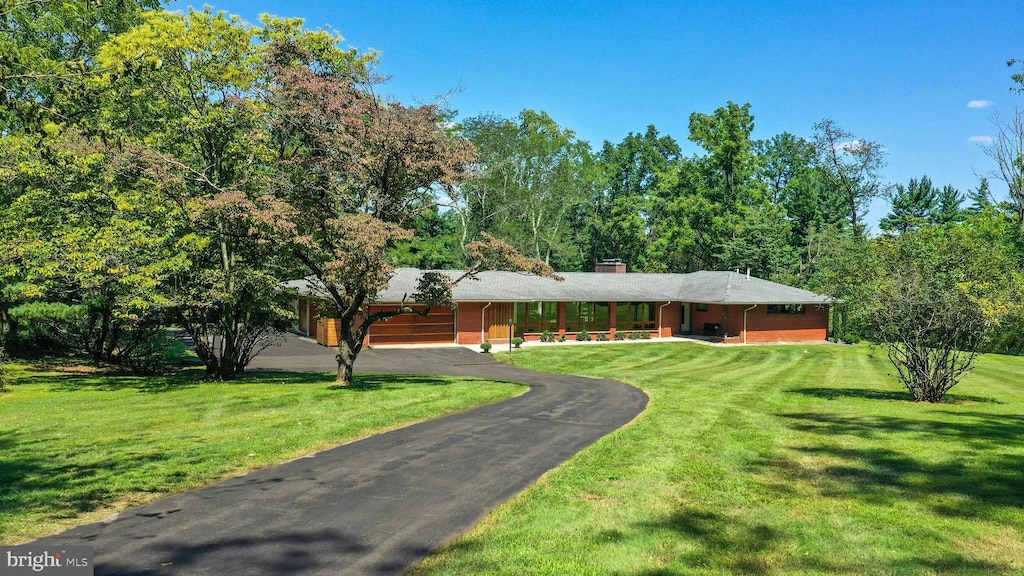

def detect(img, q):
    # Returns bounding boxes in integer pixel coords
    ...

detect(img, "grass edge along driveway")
[0,367,525,544]
[414,342,1024,576]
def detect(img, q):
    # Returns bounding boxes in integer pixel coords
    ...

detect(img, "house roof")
[286,268,833,305]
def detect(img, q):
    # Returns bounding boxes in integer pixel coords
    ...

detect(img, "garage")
[366,305,456,345]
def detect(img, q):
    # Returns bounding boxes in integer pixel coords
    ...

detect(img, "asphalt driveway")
[35,335,648,575]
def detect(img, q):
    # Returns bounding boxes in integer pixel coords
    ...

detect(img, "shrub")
[597,333,609,341]
[614,332,624,341]
[511,337,524,349]
[557,335,567,342]
[576,329,591,342]
[540,330,554,343]
[640,330,652,340]
[480,342,493,353]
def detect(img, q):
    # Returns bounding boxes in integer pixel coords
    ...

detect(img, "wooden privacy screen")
[485,302,515,342]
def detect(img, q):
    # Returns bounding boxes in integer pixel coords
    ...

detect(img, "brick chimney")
[595,258,627,273]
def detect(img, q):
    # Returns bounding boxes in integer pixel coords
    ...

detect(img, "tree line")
[2,2,1022,399]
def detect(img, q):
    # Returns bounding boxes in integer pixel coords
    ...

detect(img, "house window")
[514,302,558,334]
[616,302,656,330]
[767,304,805,315]
[696,303,709,312]
[566,302,609,332]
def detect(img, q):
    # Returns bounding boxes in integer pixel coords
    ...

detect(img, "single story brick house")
[287,261,834,347]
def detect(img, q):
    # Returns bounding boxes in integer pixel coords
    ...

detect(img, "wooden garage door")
[367,305,456,345]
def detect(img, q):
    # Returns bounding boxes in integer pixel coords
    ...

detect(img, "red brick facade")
[298,297,827,346]
[692,303,829,343]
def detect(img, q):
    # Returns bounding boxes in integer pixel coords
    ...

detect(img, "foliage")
[539,330,555,343]
[264,40,558,385]
[978,107,1024,226]
[511,337,524,348]
[856,218,1020,401]
[479,341,492,353]
[688,101,758,207]
[590,125,681,271]
[0,0,160,132]
[880,175,939,233]
[881,175,966,233]
[389,207,465,269]
[459,110,593,269]
[812,119,887,238]
[754,132,815,204]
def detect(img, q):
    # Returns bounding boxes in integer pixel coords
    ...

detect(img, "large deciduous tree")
[591,125,681,271]
[0,0,178,369]
[812,119,886,239]
[688,101,759,208]
[459,110,593,269]
[91,9,325,378]
[265,42,556,385]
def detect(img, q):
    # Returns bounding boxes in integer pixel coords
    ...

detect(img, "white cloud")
[967,100,995,109]
[834,139,864,152]
[969,135,994,143]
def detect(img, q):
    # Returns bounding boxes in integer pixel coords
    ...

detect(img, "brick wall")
[658,302,683,337]
[691,303,828,342]
[692,303,730,335]
[743,304,828,343]
[457,302,486,344]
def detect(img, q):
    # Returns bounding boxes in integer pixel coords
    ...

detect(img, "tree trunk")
[336,338,357,386]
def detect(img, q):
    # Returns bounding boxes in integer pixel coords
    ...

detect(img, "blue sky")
[170,0,1022,230]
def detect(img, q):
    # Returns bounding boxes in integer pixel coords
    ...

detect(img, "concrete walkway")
[35,336,648,575]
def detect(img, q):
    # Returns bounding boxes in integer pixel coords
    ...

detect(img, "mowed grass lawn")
[414,343,1024,576]
[0,365,523,544]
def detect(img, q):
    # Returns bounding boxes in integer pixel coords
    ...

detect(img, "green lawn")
[0,365,523,544]
[414,343,1024,576]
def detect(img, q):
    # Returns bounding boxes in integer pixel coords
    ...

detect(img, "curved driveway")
[36,336,648,575]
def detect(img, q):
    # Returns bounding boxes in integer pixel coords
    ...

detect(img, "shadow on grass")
[790,387,1002,404]
[0,431,169,543]
[623,509,782,575]
[24,366,462,395]
[243,371,463,391]
[609,507,1006,575]
[770,411,1024,520]
[29,371,200,394]
[781,410,1024,449]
